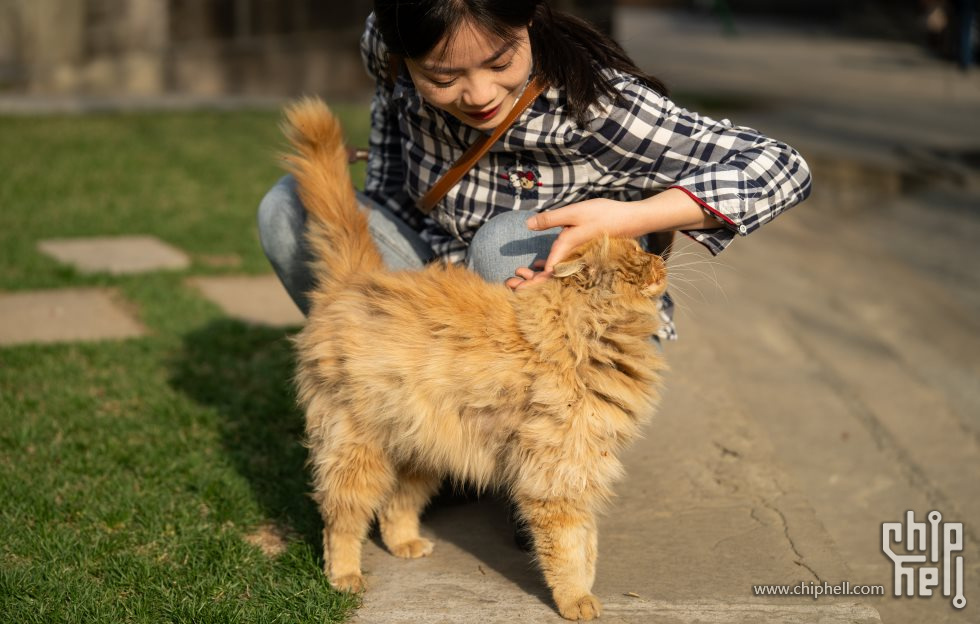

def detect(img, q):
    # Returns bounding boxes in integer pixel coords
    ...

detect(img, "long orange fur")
[282,97,669,621]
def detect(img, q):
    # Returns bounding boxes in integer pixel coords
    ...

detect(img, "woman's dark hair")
[372,0,667,125]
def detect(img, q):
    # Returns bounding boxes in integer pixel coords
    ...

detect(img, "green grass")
[0,105,371,623]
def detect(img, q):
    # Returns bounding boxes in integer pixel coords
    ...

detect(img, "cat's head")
[552,236,667,298]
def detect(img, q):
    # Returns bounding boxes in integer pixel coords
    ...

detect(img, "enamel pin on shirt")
[501,162,544,198]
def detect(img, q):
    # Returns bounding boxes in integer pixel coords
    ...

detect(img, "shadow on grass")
[168,318,552,607]
[167,319,322,546]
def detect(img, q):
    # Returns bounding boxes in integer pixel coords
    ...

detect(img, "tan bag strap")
[417,76,547,215]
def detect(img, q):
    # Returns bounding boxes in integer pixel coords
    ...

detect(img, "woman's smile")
[462,103,502,122]
[404,19,533,130]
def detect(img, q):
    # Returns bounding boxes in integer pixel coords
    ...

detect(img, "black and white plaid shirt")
[360,14,812,339]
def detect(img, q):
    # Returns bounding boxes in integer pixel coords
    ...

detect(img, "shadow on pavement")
[414,487,553,606]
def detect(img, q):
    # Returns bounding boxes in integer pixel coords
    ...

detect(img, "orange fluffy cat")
[282,97,668,621]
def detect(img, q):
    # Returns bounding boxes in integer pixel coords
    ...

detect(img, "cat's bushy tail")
[281,97,384,292]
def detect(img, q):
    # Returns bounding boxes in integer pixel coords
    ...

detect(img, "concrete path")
[614,8,980,624]
[616,7,980,173]
[3,6,979,622]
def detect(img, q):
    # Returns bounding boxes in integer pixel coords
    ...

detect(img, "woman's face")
[405,19,533,131]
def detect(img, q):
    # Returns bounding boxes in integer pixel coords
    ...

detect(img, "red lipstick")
[464,104,501,122]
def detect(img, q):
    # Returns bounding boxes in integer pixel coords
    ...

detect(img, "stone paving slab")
[187,275,304,327]
[37,235,190,275]
[0,288,146,346]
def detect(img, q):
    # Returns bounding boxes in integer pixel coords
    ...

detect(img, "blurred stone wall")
[3,0,171,95]
[0,0,375,97]
[0,0,620,98]
[165,0,378,98]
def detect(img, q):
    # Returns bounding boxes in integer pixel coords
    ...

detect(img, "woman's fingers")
[505,267,540,292]
[543,227,591,272]
[505,265,554,292]
[514,267,536,280]
[526,204,583,231]
[517,272,551,290]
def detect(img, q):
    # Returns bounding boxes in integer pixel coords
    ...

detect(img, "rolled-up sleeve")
[580,78,812,255]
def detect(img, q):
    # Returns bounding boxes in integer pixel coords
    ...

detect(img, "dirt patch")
[243,522,292,558]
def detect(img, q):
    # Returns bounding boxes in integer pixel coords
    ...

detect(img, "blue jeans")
[257,175,560,315]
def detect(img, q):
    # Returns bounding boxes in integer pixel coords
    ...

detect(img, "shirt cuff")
[667,184,750,237]
[681,229,735,256]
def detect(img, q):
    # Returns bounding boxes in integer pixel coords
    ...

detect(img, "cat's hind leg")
[516,496,601,621]
[378,468,440,559]
[309,434,395,593]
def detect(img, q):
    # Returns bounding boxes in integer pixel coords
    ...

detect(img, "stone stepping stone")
[188,275,304,327]
[37,235,190,275]
[0,288,146,346]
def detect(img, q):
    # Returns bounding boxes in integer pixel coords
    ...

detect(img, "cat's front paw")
[557,593,602,621]
[330,573,366,593]
[388,537,434,559]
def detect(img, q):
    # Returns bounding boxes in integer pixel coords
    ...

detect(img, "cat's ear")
[641,281,666,296]
[553,258,586,278]
[641,253,668,296]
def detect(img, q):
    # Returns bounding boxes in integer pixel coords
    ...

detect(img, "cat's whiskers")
[669,265,725,295]
[666,253,730,303]
[665,252,725,269]
[667,255,725,267]
[665,274,708,303]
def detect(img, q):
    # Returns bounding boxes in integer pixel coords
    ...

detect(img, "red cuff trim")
[668,185,736,227]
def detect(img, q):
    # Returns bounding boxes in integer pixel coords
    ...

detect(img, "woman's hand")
[504,190,722,292]
[525,198,647,272]
[505,198,639,292]
[505,259,551,291]
[525,189,725,272]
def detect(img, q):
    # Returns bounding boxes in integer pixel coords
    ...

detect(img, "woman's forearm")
[526,191,728,273]
[631,188,725,234]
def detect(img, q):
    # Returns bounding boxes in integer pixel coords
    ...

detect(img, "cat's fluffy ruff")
[283,97,668,621]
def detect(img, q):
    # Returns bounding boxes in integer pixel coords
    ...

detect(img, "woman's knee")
[257,175,314,314]
[466,211,558,284]
[257,175,305,264]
